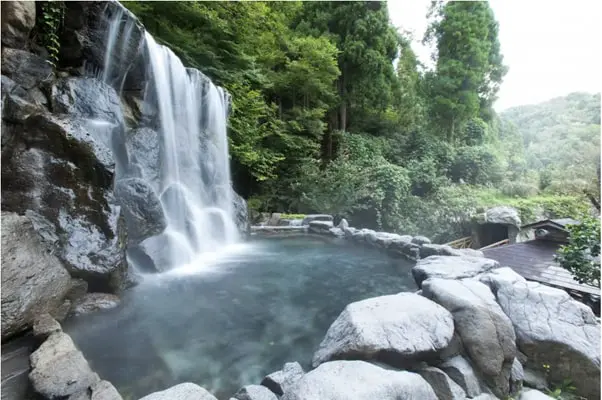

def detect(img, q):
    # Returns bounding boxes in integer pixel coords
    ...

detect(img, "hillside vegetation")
[123,1,599,242]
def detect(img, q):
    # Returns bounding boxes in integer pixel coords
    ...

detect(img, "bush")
[449,145,504,186]
[556,216,601,288]
[500,180,539,198]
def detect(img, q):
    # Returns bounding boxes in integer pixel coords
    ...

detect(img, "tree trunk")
[339,65,347,132]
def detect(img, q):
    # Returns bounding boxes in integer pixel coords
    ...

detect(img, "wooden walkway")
[482,239,600,297]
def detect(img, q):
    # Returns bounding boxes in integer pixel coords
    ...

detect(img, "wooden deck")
[482,239,600,297]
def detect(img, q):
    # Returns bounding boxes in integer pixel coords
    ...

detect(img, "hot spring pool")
[64,235,417,399]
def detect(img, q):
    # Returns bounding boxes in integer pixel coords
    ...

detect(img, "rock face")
[484,271,601,400]
[261,362,305,396]
[232,189,250,236]
[1,48,53,89]
[29,332,100,398]
[32,314,62,341]
[1,212,72,340]
[412,255,499,288]
[1,1,36,49]
[282,360,438,400]
[114,178,166,244]
[422,278,517,397]
[312,293,454,368]
[139,383,218,400]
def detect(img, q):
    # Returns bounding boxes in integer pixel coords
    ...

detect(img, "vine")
[39,1,64,68]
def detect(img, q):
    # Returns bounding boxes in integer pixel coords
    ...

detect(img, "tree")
[556,217,601,288]
[424,1,507,142]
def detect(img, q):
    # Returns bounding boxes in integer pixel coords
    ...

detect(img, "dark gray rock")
[281,360,437,400]
[29,332,100,398]
[481,269,601,400]
[417,366,466,400]
[231,385,277,400]
[510,357,524,395]
[261,362,305,396]
[1,212,72,341]
[125,127,160,185]
[66,278,89,302]
[1,1,36,48]
[422,278,516,398]
[2,91,42,122]
[1,48,53,89]
[301,214,333,225]
[439,356,482,398]
[70,293,121,316]
[312,293,454,368]
[115,178,166,244]
[32,313,62,341]
[412,255,499,288]
[232,190,250,236]
[138,383,218,400]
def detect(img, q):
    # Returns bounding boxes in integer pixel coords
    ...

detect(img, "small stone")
[261,362,305,396]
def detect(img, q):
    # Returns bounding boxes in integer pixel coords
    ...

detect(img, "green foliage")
[449,145,504,185]
[556,216,601,288]
[280,214,306,220]
[39,1,64,68]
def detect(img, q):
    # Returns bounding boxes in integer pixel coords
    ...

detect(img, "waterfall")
[100,4,240,272]
[143,33,239,268]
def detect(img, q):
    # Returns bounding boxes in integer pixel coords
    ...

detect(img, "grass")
[280,213,306,219]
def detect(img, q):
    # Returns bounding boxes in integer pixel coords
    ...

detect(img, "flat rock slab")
[412,255,499,288]
[282,360,437,400]
[312,293,454,367]
[261,362,304,396]
[138,383,217,400]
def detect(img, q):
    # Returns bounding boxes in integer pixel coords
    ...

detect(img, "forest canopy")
[123,1,599,242]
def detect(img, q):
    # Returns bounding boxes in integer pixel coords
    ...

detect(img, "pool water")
[65,235,417,399]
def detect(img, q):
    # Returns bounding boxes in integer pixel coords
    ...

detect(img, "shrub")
[556,216,601,288]
[500,180,539,198]
[449,145,504,186]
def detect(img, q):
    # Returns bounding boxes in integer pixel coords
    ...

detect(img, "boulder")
[484,206,521,227]
[138,383,218,400]
[1,212,72,340]
[510,358,524,395]
[267,213,282,226]
[417,366,466,400]
[33,314,62,341]
[422,278,516,398]
[419,244,484,258]
[1,48,53,89]
[231,385,278,400]
[439,356,482,398]
[522,369,547,391]
[68,380,123,400]
[483,271,601,400]
[261,362,305,396]
[337,218,349,230]
[70,293,121,316]
[328,227,345,237]
[343,226,357,238]
[1,1,36,48]
[389,237,421,260]
[232,190,250,236]
[411,235,431,245]
[308,220,334,233]
[301,214,333,225]
[281,360,437,400]
[312,293,454,368]
[412,255,499,288]
[2,91,43,123]
[519,389,555,400]
[114,178,166,244]
[29,332,100,398]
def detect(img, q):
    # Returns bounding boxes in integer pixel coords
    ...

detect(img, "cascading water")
[99,3,240,272]
[143,33,239,269]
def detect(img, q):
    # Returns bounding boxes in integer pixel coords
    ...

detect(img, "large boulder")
[1,1,36,49]
[1,48,53,89]
[282,360,437,400]
[480,268,601,400]
[484,206,521,227]
[412,255,499,288]
[422,278,517,397]
[2,112,128,293]
[114,178,166,244]
[232,189,250,237]
[29,332,100,398]
[138,383,218,400]
[261,362,305,396]
[1,212,72,340]
[312,293,454,368]
[439,356,483,398]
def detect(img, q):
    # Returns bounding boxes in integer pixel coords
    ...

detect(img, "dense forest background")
[123,1,600,242]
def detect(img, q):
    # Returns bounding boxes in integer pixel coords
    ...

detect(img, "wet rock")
[281,360,437,400]
[312,293,454,368]
[1,1,36,48]
[51,78,123,124]
[417,366,466,400]
[138,382,218,400]
[231,385,277,400]
[412,255,499,288]
[1,212,71,340]
[2,91,42,122]
[32,314,62,341]
[232,189,250,236]
[483,271,600,400]
[1,48,53,89]
[29,332,100,398]
[261,362,305,396]
[411,235,431,245]
[115,178,166,244]
[439,356,482,398]
[68,380,123,400]
[422,278,516,398]
[301,214,333,225]
[125,127,160,185]
[70,293,121,316]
